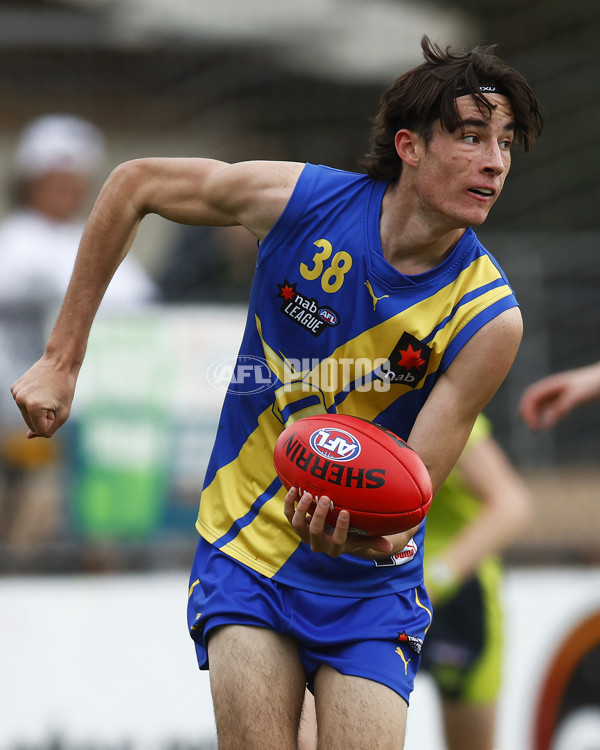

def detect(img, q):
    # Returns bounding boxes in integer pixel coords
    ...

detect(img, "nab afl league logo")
[309,427,362,462]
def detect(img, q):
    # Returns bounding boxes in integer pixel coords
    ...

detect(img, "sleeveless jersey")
[195,163,518,597]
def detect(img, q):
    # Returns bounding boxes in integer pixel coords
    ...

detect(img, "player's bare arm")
[11,158,305,439]
[123,157,305,239]
[407,305,523,494]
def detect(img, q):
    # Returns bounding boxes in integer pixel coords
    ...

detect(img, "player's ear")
[394,129,422,168]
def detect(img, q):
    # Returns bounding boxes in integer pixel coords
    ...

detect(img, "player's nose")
[482,141,507,176]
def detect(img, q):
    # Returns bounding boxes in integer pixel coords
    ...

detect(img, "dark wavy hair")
[360,36,544,182]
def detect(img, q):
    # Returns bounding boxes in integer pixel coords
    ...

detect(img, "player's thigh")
[298,688,318,750]
[314,664,408,750]
[208,624,307,750]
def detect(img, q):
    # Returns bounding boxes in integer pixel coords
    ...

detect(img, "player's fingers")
[286,489,315,540]
[33,409,57,438]
[308,496,331,535]
[347,534,393,558]
[326,509,350,550]
[308,497,350,557]
[366,536,395,555]
[283,486,300,523]
[11,382,57,438]
[14,402,35,434]
[17,403,58,439]
[306,496,336,552]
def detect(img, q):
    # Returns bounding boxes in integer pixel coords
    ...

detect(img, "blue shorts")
[187,537,432,704]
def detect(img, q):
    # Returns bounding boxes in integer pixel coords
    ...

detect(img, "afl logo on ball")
[309,427,362,462]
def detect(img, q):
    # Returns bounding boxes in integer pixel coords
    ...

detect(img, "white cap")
[14,114,105,179]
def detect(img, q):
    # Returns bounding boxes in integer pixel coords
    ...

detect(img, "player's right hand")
[10,355,76,438]
[284,488,406,559]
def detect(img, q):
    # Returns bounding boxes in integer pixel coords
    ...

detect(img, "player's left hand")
[284,488,414,559]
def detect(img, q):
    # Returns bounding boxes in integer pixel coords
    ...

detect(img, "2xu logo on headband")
[455,83,509,98]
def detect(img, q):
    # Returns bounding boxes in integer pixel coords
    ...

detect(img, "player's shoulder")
[462,306,523,363]
[305,162,372,186]
[485,304,523,339]
[443,306,522,398]
[206,160,305,240]
[290,163,376,210]
[234,161,368,194]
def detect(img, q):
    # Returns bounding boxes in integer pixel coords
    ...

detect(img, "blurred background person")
[519,360,600,430]
[0,114,158,313]
[418,413,533,750]
[0,114,158,550]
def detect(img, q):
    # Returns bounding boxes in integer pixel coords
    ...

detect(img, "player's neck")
[379,182,466,275]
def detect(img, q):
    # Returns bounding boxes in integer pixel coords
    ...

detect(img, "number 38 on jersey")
[300,239,353,293]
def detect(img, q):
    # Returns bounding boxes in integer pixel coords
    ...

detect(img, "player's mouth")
[468,187,495,200]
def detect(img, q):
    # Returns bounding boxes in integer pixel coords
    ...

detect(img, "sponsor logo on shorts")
[395,646,412,675]
[375,332,432,388]
[373,539,418,567]
[190,613,202,632]
[396,631,423,655]
[278,279,340,336]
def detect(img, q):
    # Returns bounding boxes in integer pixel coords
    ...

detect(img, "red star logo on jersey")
[278,280,296,301]
[376,332,432,388]
[397,344,426,370]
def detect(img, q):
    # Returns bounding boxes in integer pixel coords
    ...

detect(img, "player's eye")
[499,138,513,151]
[463,134,479,145]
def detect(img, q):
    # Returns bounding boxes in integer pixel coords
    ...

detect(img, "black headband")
[455,83,509,99]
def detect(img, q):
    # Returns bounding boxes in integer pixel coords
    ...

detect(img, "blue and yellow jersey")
[196,163,517,597]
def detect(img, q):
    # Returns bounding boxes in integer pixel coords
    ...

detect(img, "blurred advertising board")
[68,305,247,539]
[0,569,598,749]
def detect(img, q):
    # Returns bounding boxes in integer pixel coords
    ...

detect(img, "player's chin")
[454,198,496,227]
[446,208,488,231]
[458,206,492,228]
